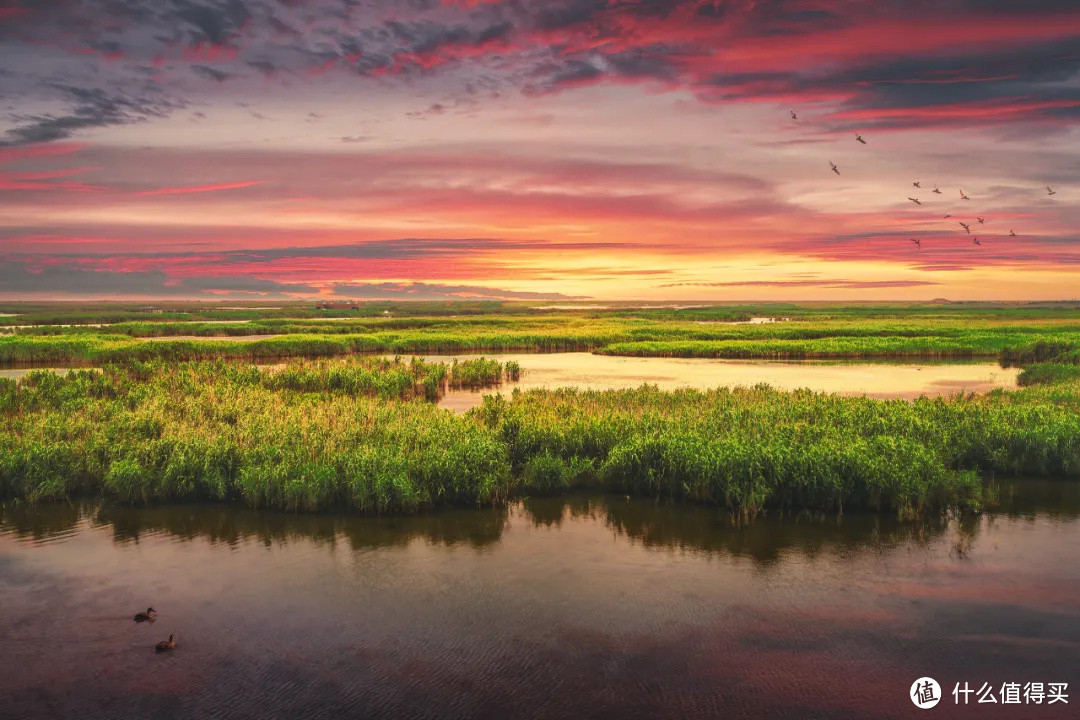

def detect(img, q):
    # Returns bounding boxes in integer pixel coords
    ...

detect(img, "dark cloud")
[191,64,233,82]
[180,275,317,293]
[3,0,1078,145]
[247,60,279,76]
[2,83,180,146]
[534,0,607,33]
[174,0,252,46]
[385,18,513,58]
[0,260,316,297]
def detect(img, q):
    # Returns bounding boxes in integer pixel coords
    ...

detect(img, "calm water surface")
[415,353,1019,412]
[2,482,1077,719]
[0,353,1019,412]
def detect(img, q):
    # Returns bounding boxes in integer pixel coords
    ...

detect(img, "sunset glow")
[1,0,1077,301]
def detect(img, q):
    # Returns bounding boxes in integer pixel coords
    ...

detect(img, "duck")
[134,607,157,622]
[155,634,176,652]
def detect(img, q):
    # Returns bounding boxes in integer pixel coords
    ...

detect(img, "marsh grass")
[1018,364,1080,386]
[5,312,1080,365]
[3,357,1078,518]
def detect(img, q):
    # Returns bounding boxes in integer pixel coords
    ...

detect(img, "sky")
[1,0,1078,302]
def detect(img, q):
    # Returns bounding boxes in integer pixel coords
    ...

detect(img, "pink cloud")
[133,180,267,196]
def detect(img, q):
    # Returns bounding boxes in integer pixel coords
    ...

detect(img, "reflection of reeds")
[1,500,511,549]
[1,494,1023,568]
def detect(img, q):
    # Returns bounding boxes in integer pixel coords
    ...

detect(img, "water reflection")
[1,501,510,550]
[2,353,1019,410]
[2,483,1078,720]
[416,352,1021,412]
[3,479,1075,562]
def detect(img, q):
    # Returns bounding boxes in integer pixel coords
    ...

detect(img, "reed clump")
[474,381,1080,517]
[1018,364,1080,386]
[0,360,512,513]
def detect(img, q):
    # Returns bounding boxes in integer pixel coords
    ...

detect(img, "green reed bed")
[598,332,1080,360]
[447,357,504,388]
[6,313,1080,365]
[2,358,1079,518]
[475,383,1080,517]
[0,359,513,513]
[1018,364,1080,386]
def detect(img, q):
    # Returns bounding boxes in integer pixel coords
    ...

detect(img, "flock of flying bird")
[790,109,1060,252]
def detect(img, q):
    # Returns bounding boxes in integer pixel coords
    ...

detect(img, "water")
[2,481,1077,719]
[0,366,96,380]
[0,354,1019,411]
[418,353,1020,412]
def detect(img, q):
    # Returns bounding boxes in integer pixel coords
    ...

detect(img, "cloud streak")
[134,180,267,196]
[661,279,939,289]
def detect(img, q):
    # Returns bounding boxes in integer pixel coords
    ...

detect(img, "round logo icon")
[911,677,942,709]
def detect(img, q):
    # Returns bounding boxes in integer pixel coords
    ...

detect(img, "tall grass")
[1018,364,1080,386]
[0,361,511,513]
[474,381,1080,518]
[3,358,1079,517]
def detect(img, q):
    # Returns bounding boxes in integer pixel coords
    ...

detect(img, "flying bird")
[1010,229,1017,237]
[943,214,952,219]
[910,238,921,249]
[913,181,921,188]
[829,161,840,175]
[959,221,971,233]
[977,217,985,224]
[856,134,867,144]
[973,238,982,246]
[908,197,922,205]
[932,187,942,194]
[960,189,970,200]
[790,110,798,120]
[1047,185,1056,196]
